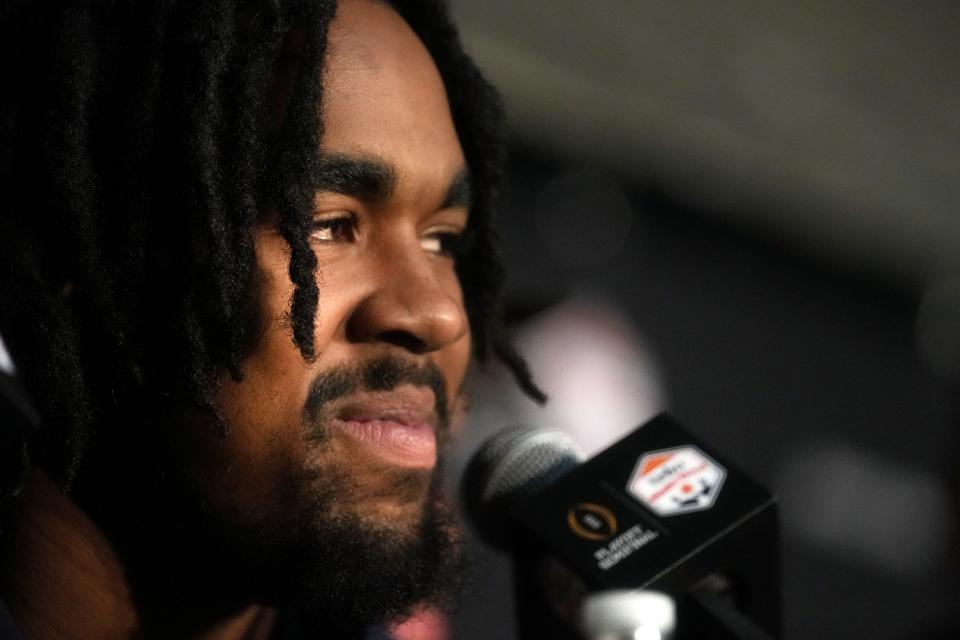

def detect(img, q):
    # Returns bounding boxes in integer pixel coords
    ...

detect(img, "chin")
[311,458,435,518]
[291,474,468,636]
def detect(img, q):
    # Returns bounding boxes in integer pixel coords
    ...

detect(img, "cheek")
[166,396,306,530]
[189,235,316,515]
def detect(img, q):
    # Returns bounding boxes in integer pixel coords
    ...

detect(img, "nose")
[346,247,468,354]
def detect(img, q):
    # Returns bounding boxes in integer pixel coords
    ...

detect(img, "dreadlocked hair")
[0,0,544,507]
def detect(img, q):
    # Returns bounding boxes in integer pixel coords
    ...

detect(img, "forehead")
[321,0,465,196]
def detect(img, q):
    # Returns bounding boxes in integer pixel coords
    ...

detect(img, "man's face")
[171,0,473,628]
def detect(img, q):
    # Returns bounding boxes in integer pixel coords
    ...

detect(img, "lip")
[327,386,439,468]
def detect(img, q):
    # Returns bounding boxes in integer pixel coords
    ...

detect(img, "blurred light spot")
[514,296,665,456]
[775,439,953,579]
[0,332,14,375]
[916,276,960,383]
[454,296,665,488]
[579,589,675,640]
[534,169,634,268]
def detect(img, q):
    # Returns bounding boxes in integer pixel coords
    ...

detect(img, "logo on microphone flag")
[567,502,619,541]
[626,446,726,516]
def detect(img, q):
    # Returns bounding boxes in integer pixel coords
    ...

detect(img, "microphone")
[462,424,584,551]
[462,414,781,639]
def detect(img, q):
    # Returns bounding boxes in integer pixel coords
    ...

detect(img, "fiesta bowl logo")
[567,503,618,541]
[627,446,726,516]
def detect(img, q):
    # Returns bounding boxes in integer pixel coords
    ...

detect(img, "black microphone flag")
[465,414,781,639]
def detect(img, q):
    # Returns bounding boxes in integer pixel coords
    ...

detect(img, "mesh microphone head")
[461,425,584,550]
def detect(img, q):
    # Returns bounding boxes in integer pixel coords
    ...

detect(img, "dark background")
[444,2,960,638]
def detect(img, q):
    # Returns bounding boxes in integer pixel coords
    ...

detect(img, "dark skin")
[0,1,472,637]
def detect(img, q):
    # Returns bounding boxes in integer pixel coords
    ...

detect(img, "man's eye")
[420,230,463,257]
[310,214,356,243]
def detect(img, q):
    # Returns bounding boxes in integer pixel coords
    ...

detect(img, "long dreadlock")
[0,0,543,508]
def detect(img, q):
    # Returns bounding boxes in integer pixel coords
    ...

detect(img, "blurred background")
[441,1,960,639]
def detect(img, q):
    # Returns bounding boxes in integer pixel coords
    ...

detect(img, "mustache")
[303,355,450,431]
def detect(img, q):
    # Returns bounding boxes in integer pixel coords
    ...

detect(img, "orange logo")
[567,503,618,541]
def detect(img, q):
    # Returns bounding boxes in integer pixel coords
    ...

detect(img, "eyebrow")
[315,153,472,210]
[316,153,397,202]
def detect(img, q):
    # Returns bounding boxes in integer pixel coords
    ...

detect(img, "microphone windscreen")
[461,425,583,550]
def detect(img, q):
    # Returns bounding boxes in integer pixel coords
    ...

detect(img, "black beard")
[285,460,469,638]
[254,355,469,637]
[79,356,468,638]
